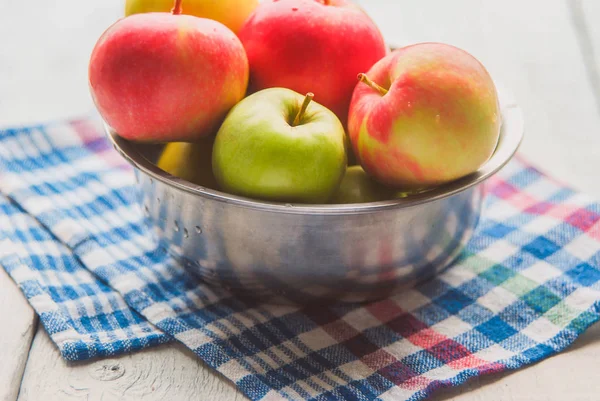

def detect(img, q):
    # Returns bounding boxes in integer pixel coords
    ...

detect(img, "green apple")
[157,139,219,189]
[212,88,347,203]
[345,134,359,166]
[330,165,397,204]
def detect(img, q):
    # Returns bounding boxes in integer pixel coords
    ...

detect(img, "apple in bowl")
[238,0,387,126]
[212,88,347,204]
[330,165,397,204]
[157,140,219,189]
[348,43,501,190]
[89,0,249,143]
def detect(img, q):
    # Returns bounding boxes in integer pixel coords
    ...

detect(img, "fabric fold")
[0,194,169,360]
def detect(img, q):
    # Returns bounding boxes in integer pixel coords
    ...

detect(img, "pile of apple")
[89,0,501,204]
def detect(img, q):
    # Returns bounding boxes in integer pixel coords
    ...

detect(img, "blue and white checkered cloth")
[1,119,600,401]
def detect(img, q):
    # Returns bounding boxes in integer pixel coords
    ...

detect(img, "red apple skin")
[89,14,249,142]
[348,43,501,189]
[238,0,387,126]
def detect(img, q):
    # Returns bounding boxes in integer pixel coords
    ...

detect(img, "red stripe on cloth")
[477,361,505,374]
[70,119,105,143]
[386,313,429,339]
[565,209,600,232]
[407,328,447,349]
[448,354,488,370]
[399,375,433,391]
[70,120,131,171]
[489,179,519,199]
[506,192,540,209]
[361,348,398,370]
[303,304,403,373]
[588,223,600,241]
[427,339,473,364]
[367,299,405,324]
[377,361,425,388]
[525,201,555,215]
[547,204,582,220]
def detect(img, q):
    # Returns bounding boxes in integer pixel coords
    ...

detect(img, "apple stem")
[358,73,388,96]
[293,93,315,126]
[171,0,183,15]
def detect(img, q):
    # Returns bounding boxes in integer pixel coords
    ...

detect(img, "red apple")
[238,0,387,126]
[157,140,218,189]
[89,0,249,142]
[348,43,501,189]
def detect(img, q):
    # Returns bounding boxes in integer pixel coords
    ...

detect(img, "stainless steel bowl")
[106,86,523,303]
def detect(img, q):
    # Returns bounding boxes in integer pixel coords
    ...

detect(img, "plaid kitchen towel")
[1,119,600,401]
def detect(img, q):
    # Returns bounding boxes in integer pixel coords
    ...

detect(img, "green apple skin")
[213,88,347,204]
[345,134,359,166]
[330,165,396,204]
[157,139,218,189]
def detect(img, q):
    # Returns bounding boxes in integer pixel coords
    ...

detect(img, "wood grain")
[574,0,600,115]
[0,267,37,401]
[0,0,122,127]
[430,323,600,401]
[17,325,244,401]
[8,0,600,400]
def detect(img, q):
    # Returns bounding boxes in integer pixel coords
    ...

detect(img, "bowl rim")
[105,85,523,216]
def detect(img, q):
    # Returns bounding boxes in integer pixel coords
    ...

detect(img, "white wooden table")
[2,1,600,400]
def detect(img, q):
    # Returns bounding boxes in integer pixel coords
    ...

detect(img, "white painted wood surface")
[2,0,600,400]
[430,323,600,401]
[0,268,37,401]
[0,0,123,127]
[17,326,245,401]
[578,0,600,118]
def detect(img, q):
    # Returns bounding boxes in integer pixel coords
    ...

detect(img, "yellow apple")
[157,140,219,189]
[125,0,259,34]
[330,166,396,204]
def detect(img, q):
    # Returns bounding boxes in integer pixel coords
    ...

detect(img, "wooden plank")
[430,323,600,401]
[0,0,123,126]
[17,325,244,401]
[575,0,600,114]
[0,267,37,401]
[11,0,600,400]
